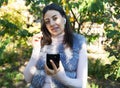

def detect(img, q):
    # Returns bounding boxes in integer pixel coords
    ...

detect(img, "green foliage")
[85,34,99,44]
[0,3,33,61]
[89,58,120,87]
[0,67,25,88]
[89,83,100,88]
[0,37,10,55]
[0,0,8,7]
[0,19,19,36]
[25,0,63,20]
[105,29,120,59]
[5,71,24,82]
[89,59,105,79]
[103,28,120,81]
[0,0,120,87]
[0,1,32,87]
[105,60,120,80]
[89,0,104,13]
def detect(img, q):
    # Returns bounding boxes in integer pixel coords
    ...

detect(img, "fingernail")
[35,40,38,42]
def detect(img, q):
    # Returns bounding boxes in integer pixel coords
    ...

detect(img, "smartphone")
[46,54,60,70]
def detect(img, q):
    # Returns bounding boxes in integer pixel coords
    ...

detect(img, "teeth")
[53,28,58,30]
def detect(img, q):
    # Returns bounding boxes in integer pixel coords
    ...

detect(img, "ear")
[64,18,66,24]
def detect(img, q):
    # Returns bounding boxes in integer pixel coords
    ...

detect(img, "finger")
[32,35,41,42]
[50,60,58,72]
[34,38,39,42]
[45,64,54,75]
[45,64,49,71]
[44,64,51,75]
[39,32,43,38]
[33,32,43,39]
[34,32,43,38]
[33,36,40,40]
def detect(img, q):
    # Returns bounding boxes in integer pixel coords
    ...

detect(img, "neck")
[52,32,64,38]
[51,32,64,44]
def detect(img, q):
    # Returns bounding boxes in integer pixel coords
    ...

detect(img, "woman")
[24,3,88,88]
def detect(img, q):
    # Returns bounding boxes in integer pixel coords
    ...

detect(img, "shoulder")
[73,33,86,43]
[73,33,86,49]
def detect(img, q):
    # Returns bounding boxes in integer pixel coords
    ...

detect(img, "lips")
[51,27,59,31]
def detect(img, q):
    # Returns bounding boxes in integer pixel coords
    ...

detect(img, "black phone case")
[46,54,60,70]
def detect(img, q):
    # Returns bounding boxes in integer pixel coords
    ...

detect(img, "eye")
[53,16,57,21]
[45,20,50,25]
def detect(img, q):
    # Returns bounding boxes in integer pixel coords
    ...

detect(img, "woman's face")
[44,10,65,37]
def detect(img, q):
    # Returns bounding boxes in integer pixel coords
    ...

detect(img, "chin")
[51,31,64,37]
[51,32,60,36]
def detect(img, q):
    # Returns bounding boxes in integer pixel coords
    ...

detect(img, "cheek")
[56,17,64,24]
[57,19,65,28]
[60,20,65,29]
[56,19,62,24]
[45,26,51,32]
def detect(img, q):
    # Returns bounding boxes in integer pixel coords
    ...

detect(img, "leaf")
[111,60,118,65]
[107,30,119,38]
[0,38,11,55]
[104,74,109,79]
[116,67,120,79]
[0,0,8,7]
[25,0,32,6]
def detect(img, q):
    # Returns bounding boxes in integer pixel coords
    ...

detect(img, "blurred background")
[0,0,120,88]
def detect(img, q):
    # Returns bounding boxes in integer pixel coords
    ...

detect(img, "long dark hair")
[41,3,73,48]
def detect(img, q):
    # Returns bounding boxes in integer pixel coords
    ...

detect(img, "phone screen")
[46,54,60,70]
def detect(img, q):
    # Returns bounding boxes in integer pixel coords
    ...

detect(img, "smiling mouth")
[51,27,59,31]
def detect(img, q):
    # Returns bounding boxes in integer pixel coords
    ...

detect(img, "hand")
[45,60,63,76]
[32,32,43,48]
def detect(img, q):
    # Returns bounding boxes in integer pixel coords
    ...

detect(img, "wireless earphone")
[64,18,66,24]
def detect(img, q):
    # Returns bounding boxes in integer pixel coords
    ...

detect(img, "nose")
[50,19,55,26]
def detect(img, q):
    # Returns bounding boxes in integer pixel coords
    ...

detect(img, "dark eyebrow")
[52,15,57,18]
[44,14,57,21]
